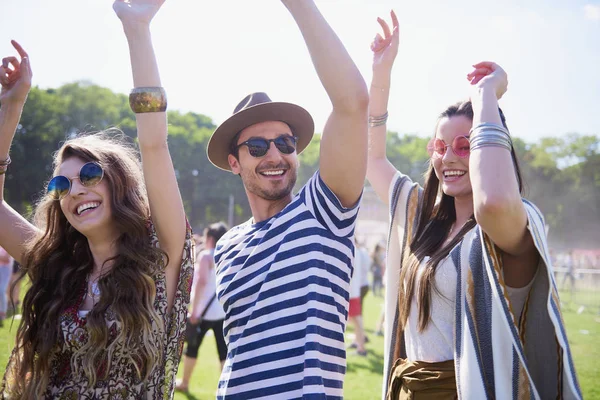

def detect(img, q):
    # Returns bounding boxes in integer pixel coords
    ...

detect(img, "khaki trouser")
[386,358,457,400]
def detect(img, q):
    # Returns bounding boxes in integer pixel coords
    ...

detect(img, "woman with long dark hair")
[0,1,193,398]
[367,11,581,399]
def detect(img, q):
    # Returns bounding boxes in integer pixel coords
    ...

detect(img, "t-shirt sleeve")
[302,170,361,238]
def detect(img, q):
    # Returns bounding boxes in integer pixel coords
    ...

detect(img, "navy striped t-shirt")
[214,171,360,399]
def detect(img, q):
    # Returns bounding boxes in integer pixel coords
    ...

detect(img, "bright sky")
[1,0,599,142]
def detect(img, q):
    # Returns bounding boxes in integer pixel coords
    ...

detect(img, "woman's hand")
[0,40,32,106]
[467,61,508,100]
[113,0,165,27]
[371,10,399,76]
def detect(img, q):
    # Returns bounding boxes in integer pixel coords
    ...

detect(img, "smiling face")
[432,115,473,200]
[228,120,299,202]
[56,157,115,237]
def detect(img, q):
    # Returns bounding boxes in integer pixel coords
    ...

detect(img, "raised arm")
[0,41,38,263]
[467,62,538,285]
[366,11,401,206]
[113,0,187,308]
[282,0,369,208]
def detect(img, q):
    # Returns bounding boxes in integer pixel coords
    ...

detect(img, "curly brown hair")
[6,130,168,398]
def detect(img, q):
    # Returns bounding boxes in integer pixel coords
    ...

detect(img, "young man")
[206,1,368,398]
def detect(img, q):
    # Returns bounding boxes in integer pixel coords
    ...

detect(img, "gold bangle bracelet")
[129,87,167,113]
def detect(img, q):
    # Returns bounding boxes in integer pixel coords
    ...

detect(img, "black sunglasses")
[235,135,298,158]
[47,162,104,200]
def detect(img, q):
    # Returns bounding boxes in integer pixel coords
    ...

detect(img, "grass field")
[1,290,598,399]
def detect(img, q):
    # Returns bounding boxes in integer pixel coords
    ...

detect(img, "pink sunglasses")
[427,136,470,159]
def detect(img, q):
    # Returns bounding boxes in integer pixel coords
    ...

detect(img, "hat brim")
[207,102,315,171]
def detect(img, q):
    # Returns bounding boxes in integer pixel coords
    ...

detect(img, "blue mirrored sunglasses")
[47,162,104,200]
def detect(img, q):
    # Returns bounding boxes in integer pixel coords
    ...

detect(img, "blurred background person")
[356,238,370,314]
[6,260,20,317]
[347,237,369,356]
[176,222,229,392]
[371,243,385,297]
[0,245,13,327]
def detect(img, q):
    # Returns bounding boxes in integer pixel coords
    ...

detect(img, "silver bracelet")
[469,122,509,138]
[469,130,512,152]
[368,111,388,128]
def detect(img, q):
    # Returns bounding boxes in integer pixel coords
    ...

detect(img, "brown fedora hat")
[207,92,315,171]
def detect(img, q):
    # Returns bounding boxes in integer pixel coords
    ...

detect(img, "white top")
[405,255,536,362]
[190,248,226,321]
[405,255,457,362]
[350,246,370,298]
[357,246,370,289]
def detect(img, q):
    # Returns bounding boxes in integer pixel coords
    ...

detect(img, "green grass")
[1,289,598,399]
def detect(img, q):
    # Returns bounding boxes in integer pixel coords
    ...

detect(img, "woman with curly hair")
[367,11,581,400]
[0,1,193,398]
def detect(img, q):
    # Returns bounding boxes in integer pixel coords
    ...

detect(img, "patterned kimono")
[1,221,194,399]
[382,172,582,400]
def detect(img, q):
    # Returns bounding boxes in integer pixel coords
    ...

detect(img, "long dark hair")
[5,131,167,398]
[398,100,524,332]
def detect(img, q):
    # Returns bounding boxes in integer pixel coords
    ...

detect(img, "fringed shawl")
[381,172,582,400]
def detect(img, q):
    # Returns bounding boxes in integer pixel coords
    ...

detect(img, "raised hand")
[371,10,399,75]
[0,40,32,105]
[113,0,165,26]
[467,61,508,100]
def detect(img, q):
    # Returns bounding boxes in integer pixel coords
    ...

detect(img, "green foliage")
[297,134,321,188]
[2,82,598,245]
[515,134,600,248]
[386,133,430,184]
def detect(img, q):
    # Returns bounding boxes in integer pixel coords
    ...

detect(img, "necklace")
[87,278,101,304]
[87,264,106,304]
